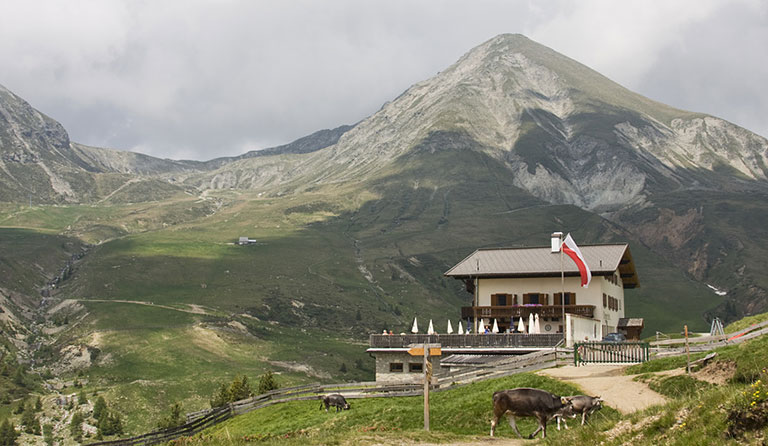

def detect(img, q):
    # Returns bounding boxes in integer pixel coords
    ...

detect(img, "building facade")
[444,242,640,342]
[367,240,642,383]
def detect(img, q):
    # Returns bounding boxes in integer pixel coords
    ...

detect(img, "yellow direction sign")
[407,347,442,356]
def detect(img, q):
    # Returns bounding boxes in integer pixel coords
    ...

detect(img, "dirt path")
[77,299,215,315]
[538,365,666,414]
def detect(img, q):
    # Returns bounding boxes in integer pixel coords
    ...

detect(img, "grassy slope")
[188,332,768,446]
[197,373,601,445]
[0,146,732,433]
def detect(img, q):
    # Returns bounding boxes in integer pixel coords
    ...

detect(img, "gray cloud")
[0,0,765,160]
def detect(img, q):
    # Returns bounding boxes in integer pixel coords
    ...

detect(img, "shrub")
[157,403,184,430]
[0,418,19,445]
[69,411,84,442]
[257,371,278,395]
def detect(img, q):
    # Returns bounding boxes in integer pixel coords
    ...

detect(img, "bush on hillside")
[257,371,278,395]
[0,418,19,446]
[157,403,184,430]
[69,411,84,442]
[210,374,258,408]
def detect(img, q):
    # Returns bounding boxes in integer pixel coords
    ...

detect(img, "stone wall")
[373,351,441,385]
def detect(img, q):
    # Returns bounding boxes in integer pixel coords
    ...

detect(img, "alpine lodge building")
[367,233,642,384]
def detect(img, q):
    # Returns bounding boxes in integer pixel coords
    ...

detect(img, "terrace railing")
[460,304,595,319]
[369,333,563,349]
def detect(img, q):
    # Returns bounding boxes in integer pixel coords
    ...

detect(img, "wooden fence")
[574,342,649,365]
[86,349,559,446]
[650,320,768,358]
[86,381,424,446]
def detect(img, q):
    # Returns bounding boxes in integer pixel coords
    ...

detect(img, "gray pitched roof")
[444,243,639,288]
[618,318,645,328]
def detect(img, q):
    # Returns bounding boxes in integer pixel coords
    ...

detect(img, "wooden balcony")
[369,333,564,349]
[460,305,595,320]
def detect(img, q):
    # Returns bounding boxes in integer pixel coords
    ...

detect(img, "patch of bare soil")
[694,360,737,385]
[727,400,768,439]
[602,413,662,443]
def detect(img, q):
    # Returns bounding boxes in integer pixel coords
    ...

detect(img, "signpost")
[408,343,441,431]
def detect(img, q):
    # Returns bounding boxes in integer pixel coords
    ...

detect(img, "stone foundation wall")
[373,351,440,385]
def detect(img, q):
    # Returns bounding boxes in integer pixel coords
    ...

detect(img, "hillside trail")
[538,364,666,414]
[76,298,214,315]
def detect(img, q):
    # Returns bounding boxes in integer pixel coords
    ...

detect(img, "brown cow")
[490,388,572,438]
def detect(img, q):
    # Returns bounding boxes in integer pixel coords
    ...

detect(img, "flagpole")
[560,233,565,341]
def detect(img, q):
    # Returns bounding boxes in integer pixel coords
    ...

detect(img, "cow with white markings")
[553,395,603,430]
[319,394,350,412]
[490,387,573,439]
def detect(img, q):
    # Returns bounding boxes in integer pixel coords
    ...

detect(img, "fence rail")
[87,380,426,446]
[87,348,560,446]
[574,342,649,365]
[369,333,563,349]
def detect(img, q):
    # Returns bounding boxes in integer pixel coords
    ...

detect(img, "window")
[409,363,423,373]
[555,292,576,305]
[491,293,510,306]
[525,293,540,305]
[389,363,403,373]
[603,293,607,307]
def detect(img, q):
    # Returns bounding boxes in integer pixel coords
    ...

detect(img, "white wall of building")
[475,274,625,334]
[565,313,602,347]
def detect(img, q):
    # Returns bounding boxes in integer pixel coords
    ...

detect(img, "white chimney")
[551,232,563,253]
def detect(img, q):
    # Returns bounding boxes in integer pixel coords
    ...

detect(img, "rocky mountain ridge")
[2,34,768,320]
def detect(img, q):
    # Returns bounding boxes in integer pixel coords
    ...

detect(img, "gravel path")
[538,365,667,414]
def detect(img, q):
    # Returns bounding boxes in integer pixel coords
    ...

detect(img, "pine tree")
[339,362,348,373]
[228,375,253,401]
[12,368,24,387]
[209,383,229,408]
[0,418,19,446]
[257,371,278,395]
[42,424,53,446]
[69,411,84,442]
[92,396,107,421]
[78,390,87,405]
[34,397,42,412]
[21,405,39,434]
[157,403,184,430]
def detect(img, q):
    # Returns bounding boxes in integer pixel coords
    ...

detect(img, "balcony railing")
[460,305,595,319]
[369,333,564,349]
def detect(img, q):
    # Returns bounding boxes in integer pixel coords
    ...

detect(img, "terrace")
[460,304,595,320]
[369,333,564,350]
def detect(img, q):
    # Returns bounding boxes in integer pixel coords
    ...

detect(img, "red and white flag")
[562,233,591,288]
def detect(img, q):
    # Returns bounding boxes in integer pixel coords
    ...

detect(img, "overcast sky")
[1,0,766,161]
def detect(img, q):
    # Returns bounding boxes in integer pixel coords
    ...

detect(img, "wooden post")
[423,343,430,431]
[684,325,691,374]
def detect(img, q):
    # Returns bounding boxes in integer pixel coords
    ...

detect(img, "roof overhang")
[444,243,640,289]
